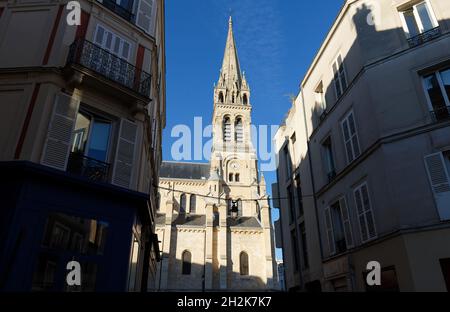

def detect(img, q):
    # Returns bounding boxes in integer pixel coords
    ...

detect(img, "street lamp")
[231,200,239,219]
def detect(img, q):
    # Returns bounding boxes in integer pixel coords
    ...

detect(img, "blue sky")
[163,0,343,260]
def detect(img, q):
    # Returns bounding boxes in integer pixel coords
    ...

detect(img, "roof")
[159,161,210,180]
[227,217,262,228]
[173,214,206,227]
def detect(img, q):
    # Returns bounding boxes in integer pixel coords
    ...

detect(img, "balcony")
[67,39,151,99]
[407,26,442,48]
[430,105,450,122]
[101,0,135,22]
[67,152,110,183]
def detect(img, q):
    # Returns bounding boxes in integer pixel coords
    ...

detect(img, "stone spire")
[218,16,242,91]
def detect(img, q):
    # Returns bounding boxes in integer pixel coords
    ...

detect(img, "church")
[155,17,277,291]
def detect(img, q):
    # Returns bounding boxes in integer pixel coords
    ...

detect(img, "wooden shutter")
[136,0,153,33]
[339,197,354,248]
[41,93,80,170]
[424,153,450,221]
[324,207,336,255]
[112,119,138,189]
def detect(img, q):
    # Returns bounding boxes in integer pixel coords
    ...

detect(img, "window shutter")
[136,0,153,33]
[424,153,450,221]
[324,207,335,255]
[112,119,138,189]
[339,197,354,248]
[41,93,80,170]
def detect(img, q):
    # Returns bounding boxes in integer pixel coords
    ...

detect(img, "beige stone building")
[0,0,165,291]
[274,0,450,292]
[155,17,277,291]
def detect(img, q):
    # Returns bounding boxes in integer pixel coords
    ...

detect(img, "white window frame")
[341,110,361,164]
[421,69,450,112]
[399,0,439,38]
[332,54,348,99]
[354,182,377,243]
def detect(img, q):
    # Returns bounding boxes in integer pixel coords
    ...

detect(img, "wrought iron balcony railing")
[67,39,151,98]
[430,105,450,122]
[101,0,135,22]
[407,26,442,48]
[67,152,110,183]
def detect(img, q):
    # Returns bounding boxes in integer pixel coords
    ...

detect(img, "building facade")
[274,0,450,292]
[0,0,165,291]
[156,17,277,291]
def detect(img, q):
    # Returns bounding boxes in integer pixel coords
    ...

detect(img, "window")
[94,25,132,61]
[341,111,361,164]
[284,145,292,179]
[324,198,353,255]
[72,111,112,163]
[333,55,347,99]
[243,94,248,105]
[218,92,224,103]
[290,230,300,272]
[101,0,135,21]
[32,213,108,291]
[300,223,309,269]
[399,1,438,39]
[235,173,240,182]
[423,68,450,122]
[189,195,196,214]
[182,250,191,275]
[136,0,154,34]
[291,132,296,145]
[127,238,140,291]
[322,137,336,182]
[287,185,295,223]
[295,175,304,218]
[179,194,187,214]
[235,117,244,143]
[223,116,232,142]
[440,258,450,291]
[315,81,327,115]
[239,252,249,276]
[354,183,377,242]
[229,173,234,182]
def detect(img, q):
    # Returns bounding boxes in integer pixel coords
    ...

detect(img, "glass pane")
[440,69,450,102]
[342,120,350,141]
[346,142,354,162]
[404,10,420,37]
[359,215,368,241]
[355,190,364,214]
[87,120,111,162]
[105,32,113,50]
[113,38,120,55]
[416,3,434,31]
[361,185,371,212]
[95,26,105,45]
[72,112,91,154]
[366,211,376,238]
[348,113,356,135]
[122,42,130,60]
[352,135,361,158]
[424,74,448,119]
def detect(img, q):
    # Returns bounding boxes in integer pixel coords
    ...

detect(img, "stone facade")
[155,17,277,291]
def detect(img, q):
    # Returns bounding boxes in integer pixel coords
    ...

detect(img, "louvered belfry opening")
[223,116,232,142]
[235,117,243,143]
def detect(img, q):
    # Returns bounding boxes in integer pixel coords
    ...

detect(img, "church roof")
[227,217,262,228]
[173,214,206,227]
[159,161,210,180]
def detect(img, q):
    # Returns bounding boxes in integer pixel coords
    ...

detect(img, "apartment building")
[274,0,450,292]
[0,0,165,291]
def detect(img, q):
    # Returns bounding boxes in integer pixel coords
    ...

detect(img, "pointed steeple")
[219,16,242,90]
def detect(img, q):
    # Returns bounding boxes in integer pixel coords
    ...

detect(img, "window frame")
[354,182,378,243]
[399,0,439,38]
[421,68,450,117]
[94,23,133,62]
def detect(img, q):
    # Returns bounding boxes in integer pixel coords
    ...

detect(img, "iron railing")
[407,26,441,48]
[67,152,110,183]
[101,0,135,22]
[67,39,151,98]
[430,105,450,122]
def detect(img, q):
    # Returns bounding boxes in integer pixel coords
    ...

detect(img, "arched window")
[243,94,248,105]
[235,118,243,143]
[182,250,192,275]
[189,195,196,214]
[218,92,224,103]
[229,173,234,182]
[235,173,240,182]
[223,116,231,142]
[240,251,249,276]
[232,92,235,104]
[180,194,186,214]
